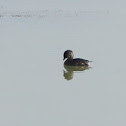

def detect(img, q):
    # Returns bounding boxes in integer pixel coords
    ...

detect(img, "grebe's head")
[63,50,74,60]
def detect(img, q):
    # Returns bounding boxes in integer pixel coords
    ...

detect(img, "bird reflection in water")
[63,65,90,80]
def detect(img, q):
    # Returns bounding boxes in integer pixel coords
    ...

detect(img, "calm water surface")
[0,8,126,126]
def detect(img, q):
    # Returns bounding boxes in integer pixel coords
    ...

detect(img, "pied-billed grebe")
[63,50,91,66]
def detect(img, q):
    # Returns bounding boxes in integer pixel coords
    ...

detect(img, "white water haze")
[0,0,126,126]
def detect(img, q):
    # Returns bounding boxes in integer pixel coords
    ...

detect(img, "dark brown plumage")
[63,50,91,66]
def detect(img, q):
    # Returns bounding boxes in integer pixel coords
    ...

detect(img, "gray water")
[0,2,126,126]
